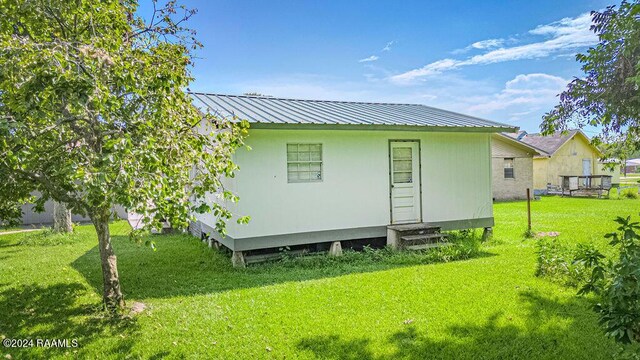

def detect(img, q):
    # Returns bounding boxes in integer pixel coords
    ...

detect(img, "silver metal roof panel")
[190,93,517,132]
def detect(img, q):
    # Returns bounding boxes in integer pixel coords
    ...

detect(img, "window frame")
[286,143,323,183]
[503,157,515,179]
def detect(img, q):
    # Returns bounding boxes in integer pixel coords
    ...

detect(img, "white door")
[583,159,592,187]
[390,141,421,224]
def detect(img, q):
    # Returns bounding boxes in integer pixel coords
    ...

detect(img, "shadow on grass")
[71,233,495,300]
[296,290,619,359]
[0,282,139,358]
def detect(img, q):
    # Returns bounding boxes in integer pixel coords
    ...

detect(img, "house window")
[287,144,322,182]
[504,158,515,179]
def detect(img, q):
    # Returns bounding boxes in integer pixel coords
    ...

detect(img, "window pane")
[393,147,412,159]
[299,151,310,161]
[394,171,412,183]
[287,143,323,182]
[504,158,514,168]
[393,159,412,171]
[504,168,514,179]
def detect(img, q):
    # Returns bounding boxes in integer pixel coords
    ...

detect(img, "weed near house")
[272,231,483,269]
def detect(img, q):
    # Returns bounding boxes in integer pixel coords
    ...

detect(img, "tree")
[0,0,248,310]
[53,201,73,233]
[542,1,640,344]
[542,1,640,158]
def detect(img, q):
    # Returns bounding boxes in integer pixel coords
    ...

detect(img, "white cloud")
[382,41,396,52]
[466,73,568,120]
[358,55,379,63]
[391,13,596,84]
[472,38,505,49]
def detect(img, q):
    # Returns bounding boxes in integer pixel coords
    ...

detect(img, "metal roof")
[190,93,517,132]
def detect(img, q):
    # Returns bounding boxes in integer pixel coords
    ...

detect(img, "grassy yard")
[1,197,638,359]
[620,173,640,186]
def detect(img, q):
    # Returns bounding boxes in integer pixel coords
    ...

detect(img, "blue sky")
[140,0,612,133]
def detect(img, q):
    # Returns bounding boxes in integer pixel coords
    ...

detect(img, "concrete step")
[405,243,453,251]
[387,223,441,233]
[400,233,448,242]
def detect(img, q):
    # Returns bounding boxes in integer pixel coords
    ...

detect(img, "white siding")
[197,129,493,239]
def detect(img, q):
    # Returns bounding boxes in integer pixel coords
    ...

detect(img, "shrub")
[621,188,639,199]
[577,216,640,344]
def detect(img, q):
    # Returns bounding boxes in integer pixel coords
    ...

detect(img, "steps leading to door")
[387,223,450,251]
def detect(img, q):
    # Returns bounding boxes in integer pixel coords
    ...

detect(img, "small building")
[189,93,517,264]
[518,130,621,192]
[624,158,640,174]
[491,133,544,200]
[20,197,128,226]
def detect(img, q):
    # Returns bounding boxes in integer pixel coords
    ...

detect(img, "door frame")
[582,158,592,187]
[388,139,423,224]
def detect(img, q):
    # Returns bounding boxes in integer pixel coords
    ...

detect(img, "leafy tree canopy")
[0,0,248,308]
[542,1,640,160]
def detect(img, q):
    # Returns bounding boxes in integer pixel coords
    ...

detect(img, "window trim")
[286,142,323,183]
[503,157,515,179]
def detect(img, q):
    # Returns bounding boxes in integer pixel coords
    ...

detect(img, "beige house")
[518,130,621,191]
[491,133,543,200]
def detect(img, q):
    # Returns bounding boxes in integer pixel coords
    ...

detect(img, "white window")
[504,158,515,179]
[287,144,322,182]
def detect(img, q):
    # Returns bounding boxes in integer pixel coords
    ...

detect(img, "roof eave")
[493,133,544,155]
[248,122,517,133]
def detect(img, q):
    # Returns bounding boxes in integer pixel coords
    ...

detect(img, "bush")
[576,216,640,344]
[622,189,639,199]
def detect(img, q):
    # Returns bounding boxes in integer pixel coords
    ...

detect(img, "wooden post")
[526,188,532,232]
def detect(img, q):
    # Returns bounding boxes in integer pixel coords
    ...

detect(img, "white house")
[189,93,517,265]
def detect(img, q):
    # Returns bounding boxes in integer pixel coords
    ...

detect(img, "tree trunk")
[53,201,73,232]
[92,210,125,310]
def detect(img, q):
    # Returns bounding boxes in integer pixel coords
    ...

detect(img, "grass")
[1,197,639,359]
[619,173,640,186]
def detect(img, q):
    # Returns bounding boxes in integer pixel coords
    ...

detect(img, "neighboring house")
[624,158,640,174]
[491,133,544,200]
[189,93,517,263]
[517,130,621,191]
[21,196,128,226]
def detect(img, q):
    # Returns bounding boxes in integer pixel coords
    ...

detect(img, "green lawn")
[620,173,640,186]
[1,197,637,359]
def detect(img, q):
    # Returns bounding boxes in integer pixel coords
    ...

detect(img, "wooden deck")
[551,175,613,198]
